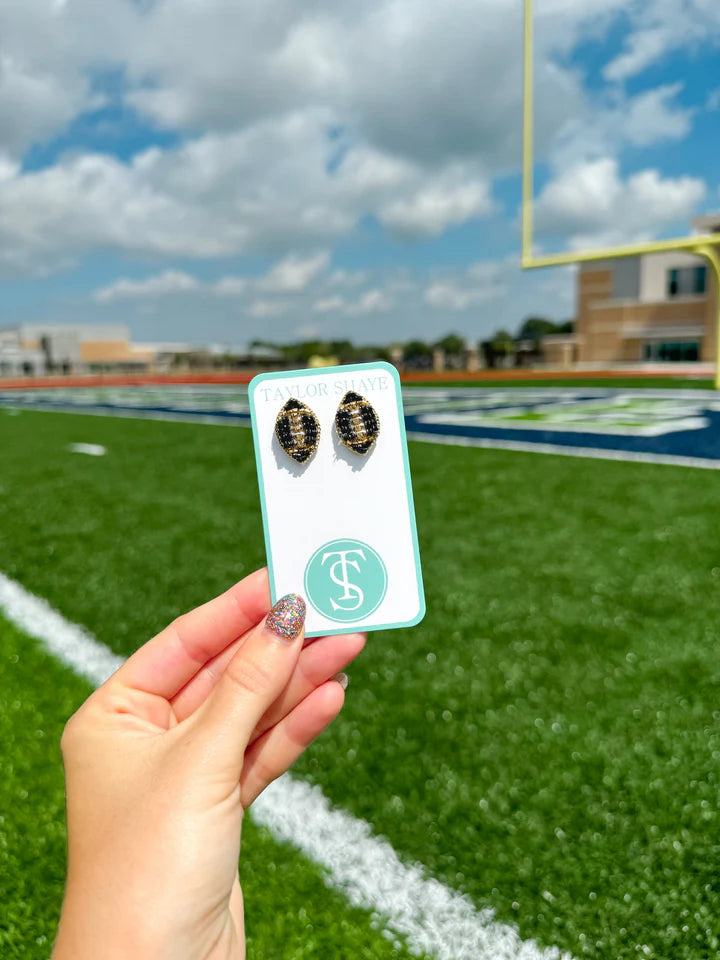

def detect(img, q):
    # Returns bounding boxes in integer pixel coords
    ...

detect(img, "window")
[643,341,700,362]
[667,266,707,297]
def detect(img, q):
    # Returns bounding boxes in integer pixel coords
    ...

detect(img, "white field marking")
[403,387,720,401]
[1,403,247,427]
[407,430,720,471]
[0,569,574,960]
[68,442,107,456]
[0,572,123,685]
[4,399,720,471]
[416,411,709,437]
[253,777,572,960]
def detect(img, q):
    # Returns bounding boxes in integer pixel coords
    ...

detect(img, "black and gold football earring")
[335,392,380,455]
[275,399,320,463]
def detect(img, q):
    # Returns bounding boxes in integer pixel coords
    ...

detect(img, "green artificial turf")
[2,408,720,958]
[0,614,419,960]
[0,617,73,958]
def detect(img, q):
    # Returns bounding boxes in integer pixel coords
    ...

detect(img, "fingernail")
[266,594,306,641]
[333,672,349,691]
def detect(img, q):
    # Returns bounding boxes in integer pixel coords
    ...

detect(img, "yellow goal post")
[520,0,720,384]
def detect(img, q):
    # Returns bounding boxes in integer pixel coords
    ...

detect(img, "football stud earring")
[275,399,320,463]
[335,391,380,455]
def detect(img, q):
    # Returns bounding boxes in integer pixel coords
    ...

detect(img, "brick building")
[564,214,720,365]
[0,324,155,376]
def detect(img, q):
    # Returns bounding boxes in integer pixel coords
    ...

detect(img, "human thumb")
[192,594,306,778]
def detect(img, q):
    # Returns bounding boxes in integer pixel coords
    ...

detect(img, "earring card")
[249,362,425,638]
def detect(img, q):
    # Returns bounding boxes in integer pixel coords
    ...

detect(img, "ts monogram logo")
[324,549,366,612]
[304,538,388,623]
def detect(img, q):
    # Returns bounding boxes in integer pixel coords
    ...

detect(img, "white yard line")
[254,777,571,960]
[415,412,709,437]
[0,573,124,685]
[6,399,720,470]
[68,442,107,456]
[0,570,573,960]
[0,403,248,427]
[407,430,720,471]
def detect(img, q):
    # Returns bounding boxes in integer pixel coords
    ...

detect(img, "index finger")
[111,567,270,700]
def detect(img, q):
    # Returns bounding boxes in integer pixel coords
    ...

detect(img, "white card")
[249,362,425,637]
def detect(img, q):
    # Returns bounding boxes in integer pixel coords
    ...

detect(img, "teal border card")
[249,361,425,637]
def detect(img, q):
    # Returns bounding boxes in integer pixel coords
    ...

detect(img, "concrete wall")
[19,323,130,345]
[639,251,706,303]
[576,259,718,363]
[0,344,45,375]
[42,332,81,367]
[611,257,640,300]
[2,324,157,374]
[80,341,145,363]
[541,336,578,368]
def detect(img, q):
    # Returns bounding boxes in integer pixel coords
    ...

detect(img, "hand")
[51,568,365,960]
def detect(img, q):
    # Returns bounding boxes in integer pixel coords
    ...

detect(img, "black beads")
[335,391,380,455]
[275,399,320,463]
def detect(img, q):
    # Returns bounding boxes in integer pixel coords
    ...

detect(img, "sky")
[0,0,718,347]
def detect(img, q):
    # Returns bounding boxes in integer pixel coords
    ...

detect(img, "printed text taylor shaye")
[256,374,390,404]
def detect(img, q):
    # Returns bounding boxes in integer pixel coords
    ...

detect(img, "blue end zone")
[4,385,720,468]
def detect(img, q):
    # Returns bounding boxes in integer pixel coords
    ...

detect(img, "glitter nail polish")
[266,594,306,641]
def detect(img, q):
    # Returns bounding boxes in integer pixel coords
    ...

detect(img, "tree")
[282,340,328,364]
[328,340,355,363]
[479,329,515,369]
[354,344,391,362]
[403,340,433,370]
[517,317,557,341]
[434,333,466,356]
[491,329,514,355]
[403,340,432,360]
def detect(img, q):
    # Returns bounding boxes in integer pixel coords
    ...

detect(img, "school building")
[0,324,157,376]
[544,213,720,366]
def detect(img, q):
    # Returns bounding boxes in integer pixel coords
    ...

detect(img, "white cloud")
[0,0,139,160]
[91,251,336,306]
[346,289,392,315]
[294,323,320,339]
[425,283,481,311]
[122,0,580,169]
[0,113,497,276]
[379,173,494,237]
[213,276,248,297]
[31,254,579,347]
[247,299,289,319]
[2,0,715,280]
[425,261,507,310]
[260,251,330,292]
[602,2,720,83]
[534,157,706,249]
[603,27,672,83]
[313,296,345,313]
[0,0,589,274]
[1,0,717,346]
[326,269,366,287]
[549,83,695,171]
[94,270,200,303]
[466,260,507,285]
[708,88,720,111]
[622,83,694,147]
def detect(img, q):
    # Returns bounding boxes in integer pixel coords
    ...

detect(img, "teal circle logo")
[304,538,388,623]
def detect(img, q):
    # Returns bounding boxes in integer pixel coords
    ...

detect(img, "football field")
[2,395,720,959]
